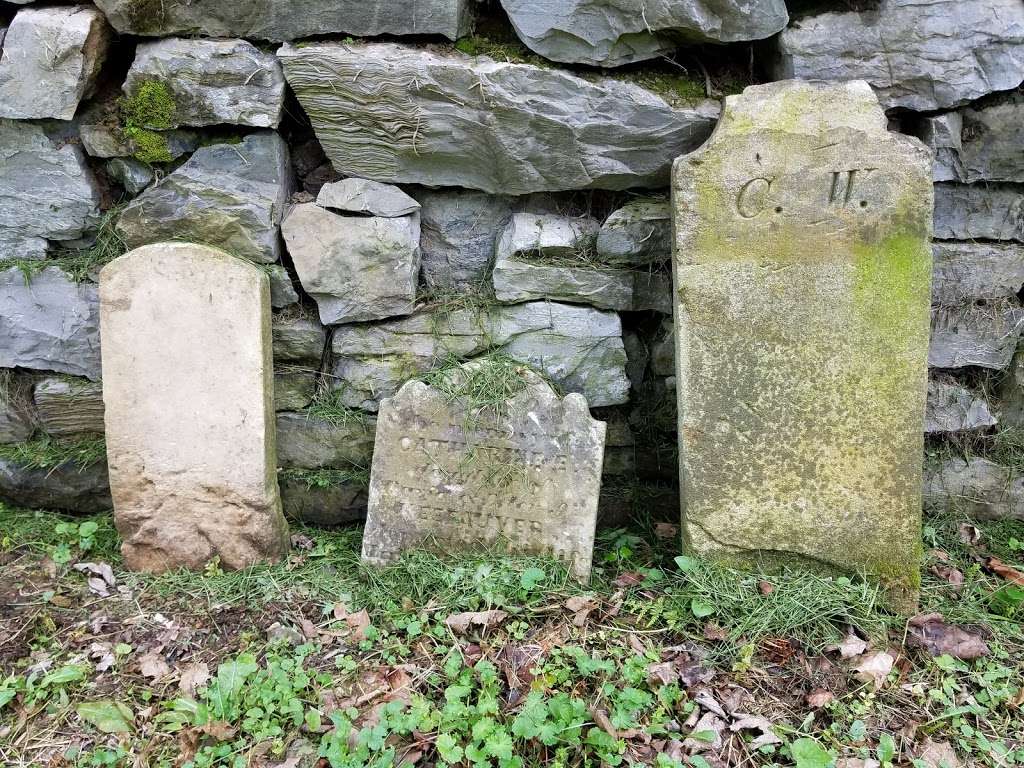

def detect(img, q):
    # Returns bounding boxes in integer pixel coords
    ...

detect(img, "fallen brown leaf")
[444,610,508,635]
[647,661,678,687]
[178,662,210,697]
[907,614,989,660]
[654,522,679,539]
[200,720,237,741]
[916,739,961,768]
[931,564,964,590]
[564,596,598,626]
[986,557,1024,586]
[853,650,895,689]
[806,688,834,708]
[590,707,617,739]
[957,523,981,546]
[138,650,172,681]
[613,571,645,588]
[345,609,371,641]
[703,622,728,642]
[683,712,725,753]
[830,631,868,659]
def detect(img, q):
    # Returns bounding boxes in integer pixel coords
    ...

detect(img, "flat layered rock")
[920,94,1024,183]
[317,179,420,218]
[275,412,375,470]
[1,120,101,243]
[925,379,997,434]
[929,304,1024,370]
[413,189,515,292]
[273,370,315,412]
[0,457,111,514]
[362,361,605,580]
[33,377,105,438]
[924,457,1024,520]
[597,198,671,266]
[279,42,720,195]
[500,0,788,66]
[100,243,290,572]
[282,202,420,324]
[125,38,285,128]
[672,80,932,604]
[107,159,154,196]
[0,6,111,120]
[931,242,1024,304]
[330,301,629,411]
[772,0,1024,111]
[117,133,293,264]
[94,0,472,41]
[933,184,1023,242]
[0,267,101,380]
[271,310,326,365]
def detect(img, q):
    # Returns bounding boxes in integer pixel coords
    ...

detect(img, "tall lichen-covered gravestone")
[362,359,606,581]
[100,243,290,572]
[672,80,933,606]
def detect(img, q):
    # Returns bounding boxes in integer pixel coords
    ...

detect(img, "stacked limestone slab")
[2,0,1024,557]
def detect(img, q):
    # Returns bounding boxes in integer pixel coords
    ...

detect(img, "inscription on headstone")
[362,363,605,580]
[100,242,289,572]
[672,81,933,605]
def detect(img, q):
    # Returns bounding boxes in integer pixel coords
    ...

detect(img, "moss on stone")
[453,35,549,67]
[121,79,176,131]
[118,79,177,164]
[123,126,173,164]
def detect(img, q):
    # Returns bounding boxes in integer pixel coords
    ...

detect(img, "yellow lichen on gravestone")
[671,80,933,609]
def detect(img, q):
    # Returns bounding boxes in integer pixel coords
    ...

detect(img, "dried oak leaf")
[906,614,989,660]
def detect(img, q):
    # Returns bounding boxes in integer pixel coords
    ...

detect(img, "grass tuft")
[0,205,127,283]
[278,466,370,491]
[0,435,107,472]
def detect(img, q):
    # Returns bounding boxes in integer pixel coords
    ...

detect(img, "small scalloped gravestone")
[361,361,606,581]
[671,80,933,608]
[99,242,289,572]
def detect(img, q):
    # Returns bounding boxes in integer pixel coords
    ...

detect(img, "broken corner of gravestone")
[671,80,932,612]
[99,242,290,573]
[360,357,606,583]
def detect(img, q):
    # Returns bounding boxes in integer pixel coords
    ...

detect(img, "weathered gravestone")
[672,80,932,604]
[362,360,605,581]
[100,243,289,572]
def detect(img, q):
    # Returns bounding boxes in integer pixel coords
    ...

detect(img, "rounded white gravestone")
[100,242,289,572]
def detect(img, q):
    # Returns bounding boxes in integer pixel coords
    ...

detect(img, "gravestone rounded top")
[99,241,287,573]
[99,241,269,287]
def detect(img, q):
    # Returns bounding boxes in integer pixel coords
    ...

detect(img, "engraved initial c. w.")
[736,177,772,218]
[828,168,876,205]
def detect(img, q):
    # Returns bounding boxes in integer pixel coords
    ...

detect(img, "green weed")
[0,435,107,472]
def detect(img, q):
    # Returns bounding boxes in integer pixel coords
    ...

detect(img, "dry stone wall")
[2,0,1023,526]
